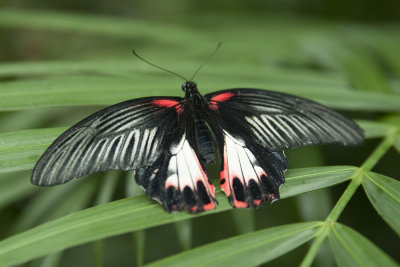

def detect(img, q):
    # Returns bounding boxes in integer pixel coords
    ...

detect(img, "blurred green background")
[0,0,399,266]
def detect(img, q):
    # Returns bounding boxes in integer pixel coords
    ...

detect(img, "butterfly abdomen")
[194,119,216,164]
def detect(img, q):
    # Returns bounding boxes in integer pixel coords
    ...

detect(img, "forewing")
[31,97,182,186]
[206,88,364,152]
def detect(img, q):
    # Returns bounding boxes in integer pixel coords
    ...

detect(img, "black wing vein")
[31,97,182,186]
[206,88,364,151]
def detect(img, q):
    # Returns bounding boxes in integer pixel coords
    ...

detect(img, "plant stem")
[93,241,103,267]
[300,177,360,267]
[300,133,395,267]
[325,176,361,223]
[133,230,145,267]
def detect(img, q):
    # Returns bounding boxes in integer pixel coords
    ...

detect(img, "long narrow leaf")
[0,173,36,209]
[11,182,80,233]
[362,172,400,236]
[0,8,202,42]
[280,166,357,198]
[0,128,66,173]
[356,120,396,139]
[0,166,357,266]
[328,223,397,267]
[147,222,323,267]
[0,74,400,111]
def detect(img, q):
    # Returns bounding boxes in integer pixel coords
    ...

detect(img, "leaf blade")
[147,222,323,267]
[328,223,398,267]
[0,166,358,266]
[362,172,400,236]
[0,128,66,174]
[280,166,357,198]
[0,74,399,111]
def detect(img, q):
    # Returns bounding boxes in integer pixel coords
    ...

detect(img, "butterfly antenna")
[190,42,222,81]
[132,49,188,81]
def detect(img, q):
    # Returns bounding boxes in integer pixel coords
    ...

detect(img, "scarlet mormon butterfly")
[31,44,364,213]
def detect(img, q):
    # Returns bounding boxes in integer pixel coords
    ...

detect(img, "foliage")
[0,4,399,267]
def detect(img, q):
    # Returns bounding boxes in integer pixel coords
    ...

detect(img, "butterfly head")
[182,81,198,95]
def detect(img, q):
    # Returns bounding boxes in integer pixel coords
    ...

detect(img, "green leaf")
[362,172,400,236]
[280,166,357,198]
[0,8,201,42]
[334,47,393,93]
[0,172,36,209]
[28,179,96,267]
[356,120,397,139]
[328,223,397,267]
[0,166,357,266]
[0,194,223,267]
[147,222,323,267]
[0,128,66,174]
[10,182,80,233]
[394,136,400,154]
[1,74,400,111]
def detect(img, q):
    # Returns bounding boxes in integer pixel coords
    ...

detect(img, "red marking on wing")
[152,99,182,114]
[220,148,230,195]
[253,199,262,206]
[209,92,235,111]
[190,206,198,213]
[234,200,249,208]
[220,148,249,208]
[211,92,234,102]
[202,202,216,211]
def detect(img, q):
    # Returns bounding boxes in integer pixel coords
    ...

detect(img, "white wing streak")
[163,135,216,212]
[220,131,276,208]
[32,98,181,186]
[205,88,364,151]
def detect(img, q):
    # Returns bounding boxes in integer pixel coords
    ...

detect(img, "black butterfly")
[31,49,364,213]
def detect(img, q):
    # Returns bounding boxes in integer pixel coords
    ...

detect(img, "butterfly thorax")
[182,81,205,107]
[182,81,198,94]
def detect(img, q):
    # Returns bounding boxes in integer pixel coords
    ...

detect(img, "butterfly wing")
[32,97,216,213]
[32,97,182,185]
[211,127,288,208]
[206,88,364,151]
[136,129,217,213]
[205,88,363,208]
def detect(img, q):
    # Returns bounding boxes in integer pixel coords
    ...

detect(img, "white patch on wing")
[165,134,215,207]
[224,134,244,184]
[165,155,178,188]
[220,131,266,207]
[176,144,193,189]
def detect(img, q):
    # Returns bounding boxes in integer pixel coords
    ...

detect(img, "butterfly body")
[32,81,364,213]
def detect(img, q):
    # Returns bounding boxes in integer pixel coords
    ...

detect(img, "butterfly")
[31,47,364,213]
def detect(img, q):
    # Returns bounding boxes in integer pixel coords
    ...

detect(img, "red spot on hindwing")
[210,92,235,111]
[152,99,182,114]
[220,147,230,195]
[253,199,262,206]
[202,202,216,211]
